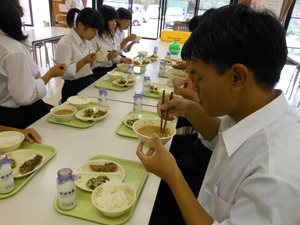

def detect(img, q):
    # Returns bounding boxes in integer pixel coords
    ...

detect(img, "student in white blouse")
[91,5,132,80]
[114,8,138,54]
[55,8,103,103]
[65,0,84,10]
[0,0,66,129]
[137,5,300,225]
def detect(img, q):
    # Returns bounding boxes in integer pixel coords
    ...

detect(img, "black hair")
[188,8,216,32]
[67,7,103,30]
[66,8,80,28]
[0,0,27,41]
[190,4,287,89]
[117,8,132,20]
[181,37,193,60]
[98,5,119,35]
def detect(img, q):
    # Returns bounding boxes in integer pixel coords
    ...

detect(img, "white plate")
[123,114,156,129]
[6,149,45,178]
[75,106,110,121]
[74,159,125,192]
[112,78,136,87]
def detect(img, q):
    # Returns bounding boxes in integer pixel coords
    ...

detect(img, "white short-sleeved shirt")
[65,0,83,10]
[91,33,121,67]
[55,29,94,81]
[0,30,46,108]
[114,28,129,53]
[198,90,300,224]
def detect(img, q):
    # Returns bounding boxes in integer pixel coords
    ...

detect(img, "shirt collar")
[221,90,288,157]
[71,28,86,47]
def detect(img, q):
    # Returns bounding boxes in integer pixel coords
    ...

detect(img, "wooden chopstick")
[160,90,165,133]
[162,92,173,134]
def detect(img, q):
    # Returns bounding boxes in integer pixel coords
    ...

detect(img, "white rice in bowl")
[95,181,133,211]
[0,135,23,147]
[92,180,136,217]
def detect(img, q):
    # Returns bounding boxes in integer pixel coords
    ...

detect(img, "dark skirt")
[92,64,116,81]
[0,99,53,129]
[61,75,96,103]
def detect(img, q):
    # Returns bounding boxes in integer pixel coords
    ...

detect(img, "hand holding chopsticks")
[160,90,173,134]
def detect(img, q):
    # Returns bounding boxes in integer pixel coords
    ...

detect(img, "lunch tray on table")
[54,155,148,225]
[47,102,97,128]
[115,110,159,139]
[94,76,130,91]
[0,142,56,199]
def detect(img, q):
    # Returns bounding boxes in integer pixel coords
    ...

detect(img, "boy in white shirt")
[137,5,300,225]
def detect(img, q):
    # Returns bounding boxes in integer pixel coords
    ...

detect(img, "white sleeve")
[6,51,46,105]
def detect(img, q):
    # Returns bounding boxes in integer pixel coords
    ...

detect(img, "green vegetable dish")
[86,175,110,190]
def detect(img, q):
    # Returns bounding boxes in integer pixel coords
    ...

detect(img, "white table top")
[0,100,176,225]
[79,39,182,106]
[0,39,180,225]
[24,26,70,45]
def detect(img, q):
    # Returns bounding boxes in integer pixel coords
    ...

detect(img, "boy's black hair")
[0,0,28,41]
[188,8,216,32]
[67,7,103,30]
[98,5,119,35]
[117,7,132,20]
[190,4,287,89]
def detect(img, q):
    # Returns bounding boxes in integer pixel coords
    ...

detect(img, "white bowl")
[116,63,128,72]
[138,51,148,57]
[0,131,25,153]
[132,119,176,148]
[107,71,125,81]
[157,85,174,97]
[50,105,77,122]
[166,68,188,86]
[91,181,136,218]
[75,106,110,122]
[67,96,91,109]
[123,113,156,129]
[96,52,108,63]
[133,36,141,43]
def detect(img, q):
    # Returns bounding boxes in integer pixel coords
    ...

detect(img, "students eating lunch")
[55,7,103,103]
[0,0,66,129]
[91,5,133,80]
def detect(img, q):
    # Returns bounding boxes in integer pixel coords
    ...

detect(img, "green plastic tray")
[54,155,148,225]
[115,110,159,139]
[47,102,97,128]
[0,142,56,199]
[143,92,160,99]
[94,77,130,91]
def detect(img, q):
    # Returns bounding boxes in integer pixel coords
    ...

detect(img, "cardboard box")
[160,30,191,44]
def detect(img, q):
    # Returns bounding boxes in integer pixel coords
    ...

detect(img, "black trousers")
[149,133,212,225]
[92,64,116,81]
[61,75,96,103]
[0,99,53,129]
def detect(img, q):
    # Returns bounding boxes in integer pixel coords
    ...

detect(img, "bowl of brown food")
[132,118,176,148]
[50,105,77,122]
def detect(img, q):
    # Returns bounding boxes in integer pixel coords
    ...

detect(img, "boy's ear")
[231,63,249,86]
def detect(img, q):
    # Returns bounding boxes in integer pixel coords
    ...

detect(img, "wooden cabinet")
[51,0,68,27]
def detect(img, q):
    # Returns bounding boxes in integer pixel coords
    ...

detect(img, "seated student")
[149,37,211,225]
[137,4,300,225]
[115,8,138,54]
[0,125,41,144]
[55,8,103,103]
[0,0,66,129]
[91,5,132,80]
